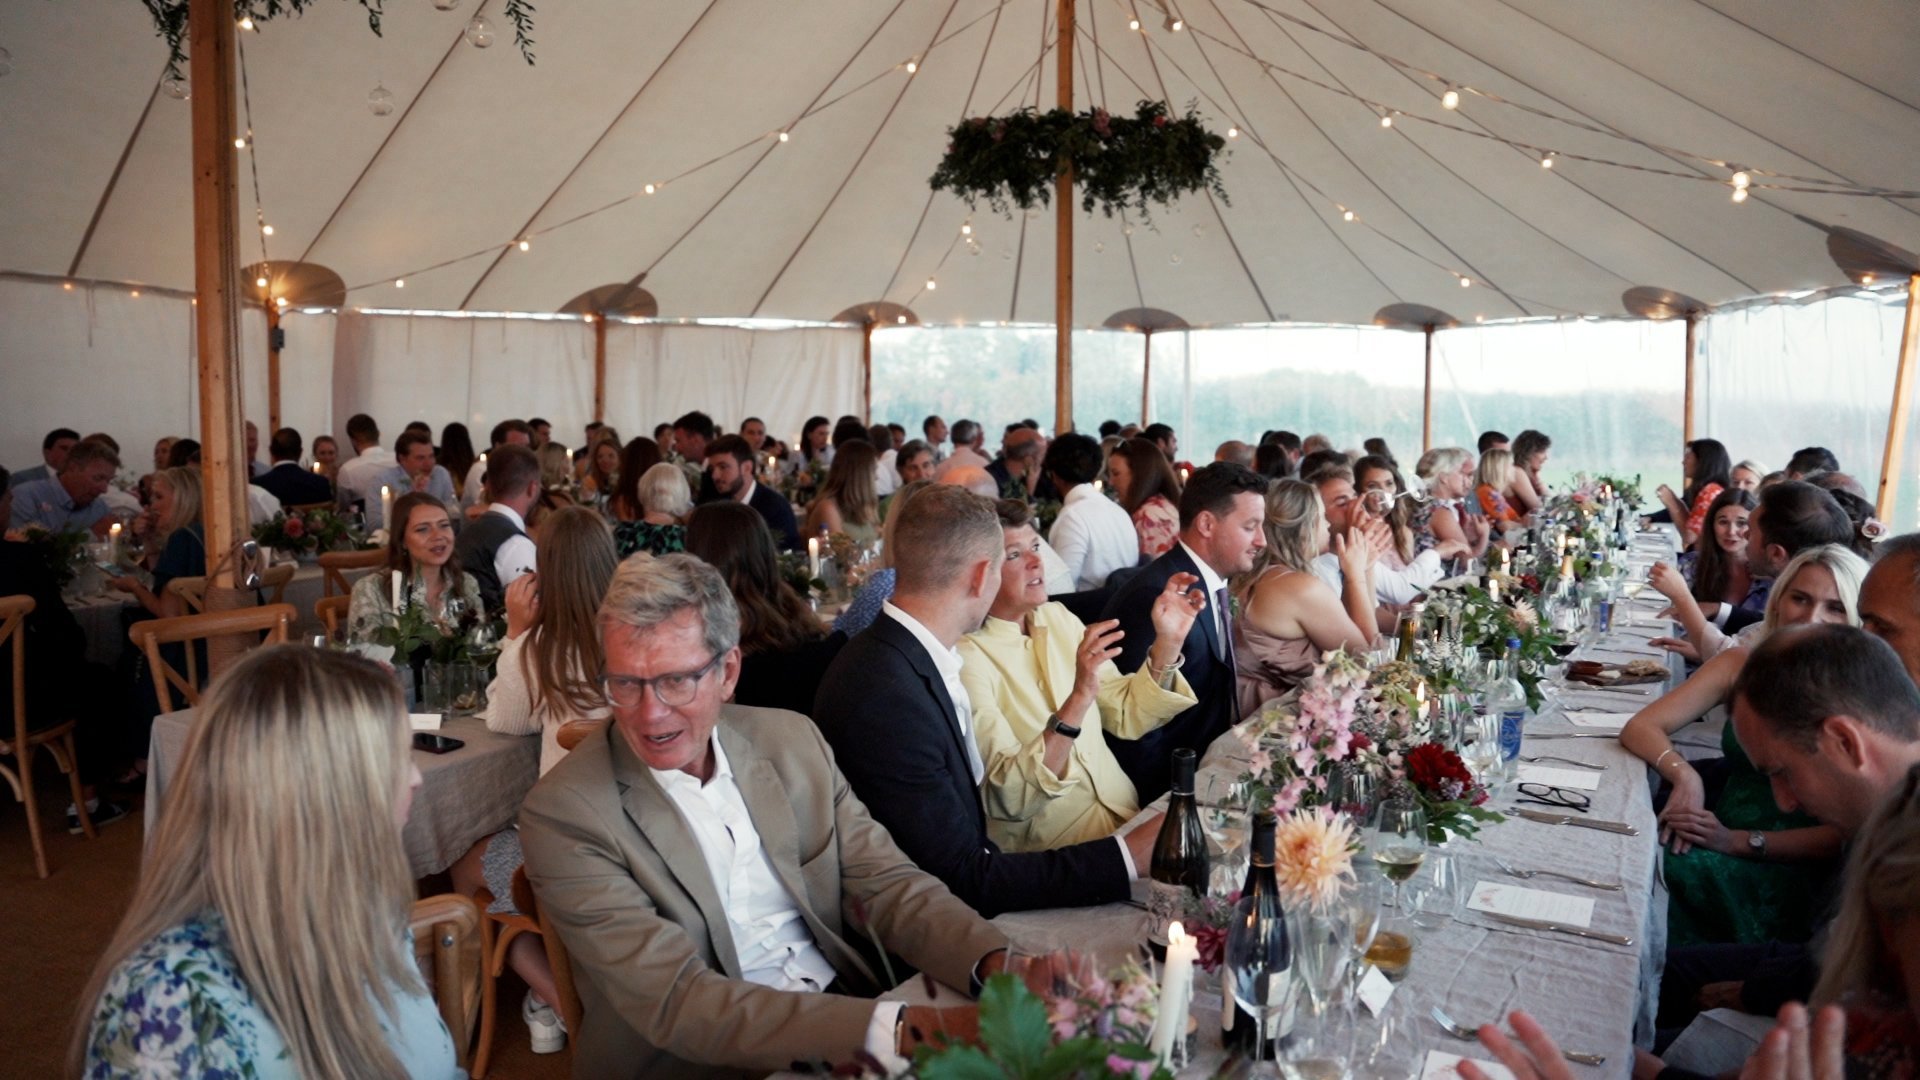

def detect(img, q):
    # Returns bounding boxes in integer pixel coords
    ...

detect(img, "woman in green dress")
[1618,544,1866,945]
[612,463,691,559]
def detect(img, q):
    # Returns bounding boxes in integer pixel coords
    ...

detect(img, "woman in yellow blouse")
[958,500,1203,853]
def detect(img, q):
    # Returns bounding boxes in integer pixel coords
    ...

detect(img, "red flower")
[282,516,306,539]
[1405,742,1473,798]
[1153,114,1169,127]
[1349,732,1372,753]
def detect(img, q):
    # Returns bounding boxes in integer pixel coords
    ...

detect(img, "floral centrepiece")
[8,525,88,589]
[251,508,368,557]
[930,100,1228,219]
[1272,808,1357,911]
[901,969,1172,1080]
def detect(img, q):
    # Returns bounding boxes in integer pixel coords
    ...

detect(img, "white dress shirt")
[1049,485,1139,592]
[651,735,906,1067]
[1037,538,1074,596]
[883,603,985,784]
[245,484,281,527]
[462,458,490,509]
[486,504,538,589]
[1308,547,1446,607]
[336,445,396,507]
[874,450,899,497]
[1177,539,1231,653]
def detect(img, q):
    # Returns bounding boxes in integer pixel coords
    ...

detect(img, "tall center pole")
[1053,0,1075,435]
[1421,324,1436,453]
[592,315,608,423]
[1683,313,1699,444]
[1875,272,1920,521]
[189,0,248,638]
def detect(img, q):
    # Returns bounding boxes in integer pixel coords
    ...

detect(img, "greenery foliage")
[140,0,537,77]
[931,101,1228,219]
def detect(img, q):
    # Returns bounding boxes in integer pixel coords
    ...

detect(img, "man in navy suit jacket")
[813,485,1162,917]
[253,427,334,509]
[704,435,801,551]
[1100,462,1271,802]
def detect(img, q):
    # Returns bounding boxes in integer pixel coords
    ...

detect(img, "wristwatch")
[1747,830,1767,857]
[1049,715,1082,739]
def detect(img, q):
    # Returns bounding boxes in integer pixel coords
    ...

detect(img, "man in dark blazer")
[705,435,800,551]
[1100,462,1270,802]
[813,485,1162,917]
[253,427,334,508]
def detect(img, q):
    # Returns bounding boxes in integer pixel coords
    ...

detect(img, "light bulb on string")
[1093,240,1105,253]
[1731,187,1749,204]
[904,59,918,74]
[234,137,248,149]
[261,223,274,236]
[464,16,495,47]
[368,82,396,117]
[63,282,74,291]
[925,277,937,291]
[1475,314,1485,323]
[1227,126,1239,138]
[1441,87,1460,109]
[394,279,405,289]
[130,290,140,298]
[1540,152,1555,169]
[644,183,657,195]
[896,314,908,324]
[1169,253,1182,265]
[162,75,189,100]
[1862,273,1876,285]
[777,130,790,142]
[518,239,531,252]
[432,0,460,9]
[1459,275,1472,287]
[237,16,255,30]
[1128,17,1141,30]
[275,296,288,307]
[255,276,269,288]
[961,222,972,236]
[1379,113,1393,128]
[1730,169,1751,190]
[1343,209,1356,222]
[1164,14,1183,31]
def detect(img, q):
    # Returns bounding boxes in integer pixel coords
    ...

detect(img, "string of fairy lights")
[78,0,1920,312]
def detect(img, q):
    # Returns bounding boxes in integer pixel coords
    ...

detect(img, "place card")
[1356,964,1395,1017]
[1469,881,1596,928]
[1421,1050,1518,1080]
[409,712,442,732]
[1564,710,1636,730]
[1515,764,1602,791]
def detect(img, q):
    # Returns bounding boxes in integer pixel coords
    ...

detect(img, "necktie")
[1217,584,1241,723]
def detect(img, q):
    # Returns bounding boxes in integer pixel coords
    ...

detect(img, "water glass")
[1408,851,1461,929]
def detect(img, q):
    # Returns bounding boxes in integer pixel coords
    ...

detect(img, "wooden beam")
[1876,272,1920,521]
[1053,0,1074,436]
[1139,330,1152,427]
[265,301,282,432]
[1421,325,1435,453]
[1683,313,1698,444]
[862,321,875,424]
[189,0,250,674]
[591,315,608,423]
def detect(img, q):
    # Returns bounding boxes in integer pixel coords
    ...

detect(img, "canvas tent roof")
[2,0,1918,326]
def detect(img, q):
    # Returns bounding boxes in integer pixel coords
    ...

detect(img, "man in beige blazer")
[520,553,1013,1079]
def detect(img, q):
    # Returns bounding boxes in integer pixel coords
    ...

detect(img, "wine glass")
[1329,766,1377,826]
[467,622,502,670]
[1282,903,1357,1079]
[1367,797,1428,915]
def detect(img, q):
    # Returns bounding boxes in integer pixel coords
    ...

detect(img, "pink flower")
[282,516,306,539]
[1248,748,1272,775]
[1272,776,1308,814]
[1109,1054,1155,1079]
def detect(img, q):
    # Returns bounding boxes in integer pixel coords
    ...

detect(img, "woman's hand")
[1739,1003,1845,1080]
[1335,529,1373,583]
[504,573,540,639]
[107,575,140,595]
[1650,636,1702,662]
[1657,763,1706,853]
[1458,1011,1578,1080]
[1662,808,1738,855]
[1434,537,1473,561]
[1070,621,1125,697]
[1149,572,1205,644]
[1649,562,1688,604]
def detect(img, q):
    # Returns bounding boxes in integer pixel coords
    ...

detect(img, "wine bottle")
[1222,810,1289,1058]
[1147,748,1210,943]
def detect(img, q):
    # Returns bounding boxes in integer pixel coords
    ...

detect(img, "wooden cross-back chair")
[127,604,296,716]
[319,549,385,598]
[166,564,294,615]
[285,500,335,515]
[409,893,486,1075]
[0,596,96,878]
[315,595,350,643]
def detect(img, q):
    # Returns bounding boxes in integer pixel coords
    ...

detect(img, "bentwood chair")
[128,605,296,716]
[315,595,350,643]
[409,893,485,1075]
[256,563,296,606]
[319,549,386,598]
[0,596,96,878]
[164,576,208,614]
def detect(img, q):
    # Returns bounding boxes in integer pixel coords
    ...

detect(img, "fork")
[1522,755,1606,771]
[1494,856,1623,891]
[1430,1005,1607,1066]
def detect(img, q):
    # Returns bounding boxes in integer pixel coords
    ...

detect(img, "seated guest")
[537,442,572,490]
[892,439,935,490]
[943,466,1075,597]
[1354,453,1430,571]
[1668,489,1757,610]
[1108,436,1184,560]
[311,434,339,480]
[959,500,1199,852]
[613,463,691,559]
[1507,428,1551,513]
[74,647,460,1077]
[932,418,990,479]
[348,493,483,644]
[1474,447,1526,528]
[870,424,899,498]
[579,432,622,510]
[1101,462,1270,800]
[1297,447,1349,483]
[1046,433,1138,592]
[243,421,266,479]
[8,438,120,536]
[461,419,533,511]
[606,436,663,523]
[254,427,333,508]
[705,434,800,551]
[1477,430,1509,455]
[453,444,541,613]
[1234,480,1377,713]
[10,427,79,489]
[459,505,617,1053]
[1730,459,1765,494]
[1862,533,1920,683]
[1253,441,1291,480]
[836,480,930,638]
[164,438,201,470]
[368,430,455,531]
[1215,440,1255,467]
[1786,446,1841,480]
[801,439,881,545]
[439,422,477,503]
[333,413,393,512]
[986,427,1051,504]
[1653,481,1856,658]
[1622,545,1864,946]
[107,467,205,619]
[815,486,1164,915]
[1143,422,1180,464]
[1310,464,1462,617]
[76,434,142,519]
[686,501,844,715]
[1656,438,1732,549]
[1415,446,1491,559]
[520,553,1024,1078]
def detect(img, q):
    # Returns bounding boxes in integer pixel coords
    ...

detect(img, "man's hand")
[410,471,433,493]
[977,949,1096,1000]
[1662,807,1737,855]
[1739,1003,1845,1080]
[897,1004,980,1056]
[1657,765,1706,853]
[1122,809,1164,873]
[1459,1011,1577,1080]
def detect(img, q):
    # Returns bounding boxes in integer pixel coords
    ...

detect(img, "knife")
[1511,808,1640,835]
[1485,911,1634,946]
[1527,733,1620,740]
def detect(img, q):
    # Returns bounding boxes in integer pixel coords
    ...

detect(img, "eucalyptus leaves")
[140,0,537,78]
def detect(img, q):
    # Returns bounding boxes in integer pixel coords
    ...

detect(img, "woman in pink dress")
[1105,436,1183,560]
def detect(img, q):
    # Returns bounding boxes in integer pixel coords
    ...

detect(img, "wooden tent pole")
[1876,273,1920,521]
[1140,329,1152,426]
[1421,324,1435,453]
[1683,313,1698,444]
[265,301,282,432]
[862,321,875,424]
[592,315,608,423]
[1053,0,1075,435]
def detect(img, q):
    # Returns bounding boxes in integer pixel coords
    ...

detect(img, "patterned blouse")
[346,569,486,645]
[1476,483,1523,524]
[83,911,459,1079]
[613,521,687,560]
[1685,483,1724,539]
[1131,494,1180,559]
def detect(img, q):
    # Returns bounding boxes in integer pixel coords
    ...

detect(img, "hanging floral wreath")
[929,100,1228,220]
[140,0,538,77]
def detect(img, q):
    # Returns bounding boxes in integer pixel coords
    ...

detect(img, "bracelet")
[895,1010,909,1056]
[1655,748,1682,772]
[1146,653,1186,684]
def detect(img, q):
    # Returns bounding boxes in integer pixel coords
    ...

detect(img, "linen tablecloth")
[145,710,539,878]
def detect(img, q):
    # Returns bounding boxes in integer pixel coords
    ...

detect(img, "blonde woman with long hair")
[74,646,458,1078]
[801,439,880,544]
[1230,479,1377,714]
[108,465,204,618]
[454,505,618,1054]
[1474,447,1525,528]
[1618,544,1865,945]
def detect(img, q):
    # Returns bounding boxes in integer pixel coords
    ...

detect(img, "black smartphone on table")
[412,732,465,754]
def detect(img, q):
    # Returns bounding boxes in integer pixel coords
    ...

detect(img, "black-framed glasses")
[601,652,723,708]
[1515,783,1592,813]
